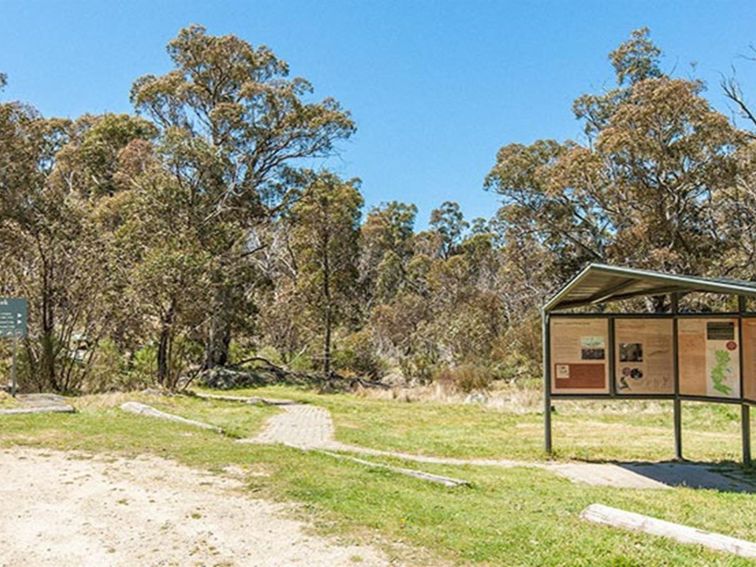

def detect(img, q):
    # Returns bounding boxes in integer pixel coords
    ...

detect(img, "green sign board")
[0,298,27,338]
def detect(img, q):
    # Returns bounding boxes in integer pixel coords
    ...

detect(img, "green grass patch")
[209,385,751,463]
[1,392,754,565]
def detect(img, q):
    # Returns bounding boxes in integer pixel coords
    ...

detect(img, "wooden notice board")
[614,318,674,395]
[550,318,609,394]
[744,318,756,403]
[678,318,740,399]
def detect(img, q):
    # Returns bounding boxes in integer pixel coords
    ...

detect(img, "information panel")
[0,298,27,338]
[678,318,740,399]
[614,318,674,395]
[744,318,756,403]
[550,318,609,394]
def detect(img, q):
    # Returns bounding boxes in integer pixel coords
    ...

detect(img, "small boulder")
[464,391,489,405]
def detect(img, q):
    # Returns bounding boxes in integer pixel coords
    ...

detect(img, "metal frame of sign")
[543,295,755,466]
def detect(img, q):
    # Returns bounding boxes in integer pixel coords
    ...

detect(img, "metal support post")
[671,293,683,461]
[543,309,552,455]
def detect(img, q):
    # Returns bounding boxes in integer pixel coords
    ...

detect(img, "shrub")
[434,364,492,393]
[255,345,284,366]
[124,344,158,389]
[398,351,438,384]
[333,330,387,379]
[83,339,126,392]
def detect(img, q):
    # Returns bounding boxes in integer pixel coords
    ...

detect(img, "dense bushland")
[1,28,754,393]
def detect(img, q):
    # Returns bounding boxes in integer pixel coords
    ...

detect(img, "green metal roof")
[544,264,756,312]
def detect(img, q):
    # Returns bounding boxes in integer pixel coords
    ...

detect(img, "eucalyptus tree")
[112,140,212,388]
[290,172,363,376]
[0,76,154,390]
[485,28,744,306]
[429,201,468,259]
[359,201,418,307]
[129,25,355,370]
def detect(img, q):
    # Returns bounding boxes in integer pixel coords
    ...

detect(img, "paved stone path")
[253,404,336,449]
[245,403,756,492]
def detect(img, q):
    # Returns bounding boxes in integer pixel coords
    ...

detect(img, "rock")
[463,391,489,405]
[379,372,407,387]
[197,368,268,390]
[0,405,75,415]
[120,402,222,432]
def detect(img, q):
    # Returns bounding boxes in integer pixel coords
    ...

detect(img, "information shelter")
[542,264,756,465]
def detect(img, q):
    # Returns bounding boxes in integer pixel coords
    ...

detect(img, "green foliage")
[290,172,363,375]
[287,351,314,373]
[83,339,126,392]
[2,26,755,395]
[429,201,468,258]
[127,344,158,387]
[609,27,663,86]
[332,330,387,379]
[255,345,285,367]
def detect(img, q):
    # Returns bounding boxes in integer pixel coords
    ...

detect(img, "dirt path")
[0,447,390,567]
[246,403,756,492]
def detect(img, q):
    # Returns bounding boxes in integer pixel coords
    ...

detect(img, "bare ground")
[0,447,390,567]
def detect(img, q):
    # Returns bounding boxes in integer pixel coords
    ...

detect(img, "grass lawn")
[0,389,754,565]
[0,391,22,409]
[212,384,752,463]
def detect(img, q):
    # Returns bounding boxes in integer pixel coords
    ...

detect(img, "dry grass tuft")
[0,391,21,408]
[73,390,167,411]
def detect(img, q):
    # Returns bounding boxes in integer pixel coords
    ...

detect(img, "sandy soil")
[0,447,390,567]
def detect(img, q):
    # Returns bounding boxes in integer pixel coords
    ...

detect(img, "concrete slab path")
[244,403,756,492]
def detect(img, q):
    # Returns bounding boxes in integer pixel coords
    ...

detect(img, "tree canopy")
[1,27,753,393]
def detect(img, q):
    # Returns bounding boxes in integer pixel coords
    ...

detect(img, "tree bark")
[323,304,332,376]
[157,302,175,386]
[40,253,58,391]
[204,282,233,369]
[204,314,231,369]
[322,228,332,377]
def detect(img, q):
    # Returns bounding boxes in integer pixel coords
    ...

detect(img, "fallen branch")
[581,504,756,559]
[120,401,222,433]
[227,356,390,391]
[318,450,471,488]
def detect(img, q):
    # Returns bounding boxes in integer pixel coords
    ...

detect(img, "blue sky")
[2,0,755,227]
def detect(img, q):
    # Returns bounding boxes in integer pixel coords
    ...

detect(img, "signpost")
[0,298,28,397]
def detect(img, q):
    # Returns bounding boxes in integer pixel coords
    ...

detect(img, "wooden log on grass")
[581,504,756,559]
[120,401,222,433]
[318,450,471,488]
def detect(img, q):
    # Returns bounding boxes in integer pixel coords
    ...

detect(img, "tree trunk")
[40,256,58,391]
[323,305,332,377]
[204,314,231,369]
[157,302,175,386]
[322,229,332,377]
[204,284,232,369]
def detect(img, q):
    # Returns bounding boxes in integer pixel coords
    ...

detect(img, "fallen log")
[581,503,756,559]
[120,402,222,433]
[191,392,296,406]
[318,450,471,488]
[228,357,391,391]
